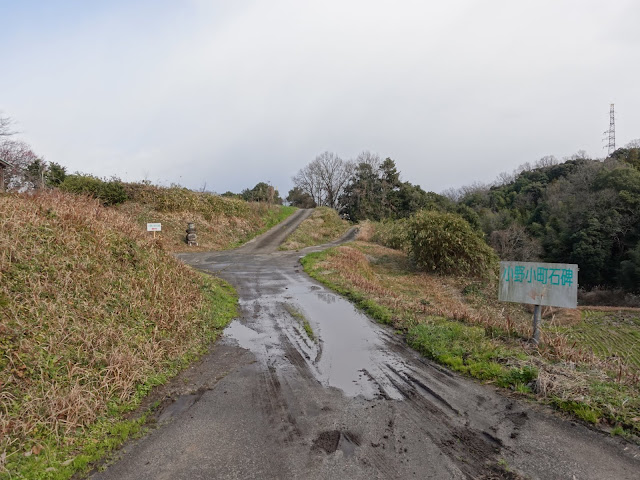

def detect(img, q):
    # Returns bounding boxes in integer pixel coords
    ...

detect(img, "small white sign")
[499,261,578,309]
[147,223,162,232]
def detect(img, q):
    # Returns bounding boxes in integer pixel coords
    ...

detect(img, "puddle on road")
[223,270,409,400]
[291,279,406,400]
[223,321,261,350]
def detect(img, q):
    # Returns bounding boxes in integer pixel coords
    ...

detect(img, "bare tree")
[441,187,462,202]
[293,162,325,206]
[0,115,15,138]
[355,150,381,170]
[292,151,355,210]
[0,140,40,190]
[314,152,354,209]
[535,155,558,168]
[489,225,542,261]
[495,170,516,186]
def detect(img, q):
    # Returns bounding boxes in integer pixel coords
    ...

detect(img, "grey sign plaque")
[499,261,578,309]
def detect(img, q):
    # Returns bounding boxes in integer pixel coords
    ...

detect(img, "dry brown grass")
[354,220,375,242]
[279,207,350,250]
[0,190,232,461]
[118,202,264,252]
[118,183,293,252]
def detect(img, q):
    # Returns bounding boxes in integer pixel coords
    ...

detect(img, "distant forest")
[290,146,640,292]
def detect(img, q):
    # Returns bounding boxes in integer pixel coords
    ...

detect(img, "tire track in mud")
[382,368,518,479]
[226,260,521,478]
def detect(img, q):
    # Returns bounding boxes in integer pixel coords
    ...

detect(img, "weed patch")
[279,207,350,250]
[284,304,315,342]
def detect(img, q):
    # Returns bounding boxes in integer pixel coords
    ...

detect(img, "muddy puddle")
[222,268,409,400]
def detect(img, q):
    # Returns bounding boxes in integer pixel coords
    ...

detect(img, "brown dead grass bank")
[119,183,295,252]
[0,190,237,475]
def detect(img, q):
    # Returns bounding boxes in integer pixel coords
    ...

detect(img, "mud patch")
[312,430,341,453]
[156,387,209,423]
[312,430,361,456]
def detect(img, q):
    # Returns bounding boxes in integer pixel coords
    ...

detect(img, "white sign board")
[499,261,578,308]
[146,223,162,232]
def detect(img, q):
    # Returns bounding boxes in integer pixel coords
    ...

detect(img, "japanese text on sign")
[501,265,574,287]
[499,261,578,309]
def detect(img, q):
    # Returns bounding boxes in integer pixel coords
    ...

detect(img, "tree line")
[450,147,640,292]
[291,146,640,292]
[288,150,445,221]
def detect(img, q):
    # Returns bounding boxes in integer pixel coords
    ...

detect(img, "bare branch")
[0,116,16,137]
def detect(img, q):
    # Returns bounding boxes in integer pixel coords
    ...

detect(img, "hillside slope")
[119,184,295,252]
[0,191,238,478]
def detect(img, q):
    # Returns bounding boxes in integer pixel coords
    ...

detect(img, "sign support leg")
[532,304,541,345]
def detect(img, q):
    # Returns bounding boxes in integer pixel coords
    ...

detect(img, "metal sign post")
[532,305,541,344]
[499,261,578,344]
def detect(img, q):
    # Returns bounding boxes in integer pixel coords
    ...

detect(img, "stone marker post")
[186,222,198,246]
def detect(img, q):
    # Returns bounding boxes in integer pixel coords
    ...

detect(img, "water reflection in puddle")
[223,271,408,400]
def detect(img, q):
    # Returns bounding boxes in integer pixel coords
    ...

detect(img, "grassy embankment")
[279,207,350,250]
[301,222,640,438]
[119,183,296,252]
[0,190,251,479]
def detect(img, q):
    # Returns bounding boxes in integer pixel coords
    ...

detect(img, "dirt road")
[94,211,640,479]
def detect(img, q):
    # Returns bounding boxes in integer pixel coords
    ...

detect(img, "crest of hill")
[119,183,295,252]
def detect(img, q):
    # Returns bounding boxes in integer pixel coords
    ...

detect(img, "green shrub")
[60,174,128,206]
[407,210,498,277]
[372,218,410,251]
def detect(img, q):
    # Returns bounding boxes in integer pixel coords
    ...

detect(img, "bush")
[407,210,498,278]
[372,218,410,251]
[60,174,128,206]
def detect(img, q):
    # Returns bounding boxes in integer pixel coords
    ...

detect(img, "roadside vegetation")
[119,182,295,252]
[279,207,350,250]
[0,191,239,478]
[302,218,640,439]
[291,146,640,435]
[291,145,640,300]
[56,177,295,252]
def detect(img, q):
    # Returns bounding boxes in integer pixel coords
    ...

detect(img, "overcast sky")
[1,0,638,195]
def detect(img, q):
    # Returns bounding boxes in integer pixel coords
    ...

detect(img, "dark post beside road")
[532,304,541,344]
